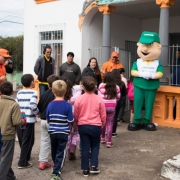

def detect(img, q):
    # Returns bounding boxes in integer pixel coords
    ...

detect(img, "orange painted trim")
[156,0,175,8]
[78,1,98,31]
[98,5,116,15]
[35,0,57,4]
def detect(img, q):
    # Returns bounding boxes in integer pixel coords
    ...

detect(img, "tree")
[0,35,23,72]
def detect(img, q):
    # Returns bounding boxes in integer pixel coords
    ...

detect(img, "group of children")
[0,67,135,180]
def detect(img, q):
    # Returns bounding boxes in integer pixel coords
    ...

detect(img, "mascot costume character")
[128,31,163,131]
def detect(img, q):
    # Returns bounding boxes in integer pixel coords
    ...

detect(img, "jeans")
[118,96,126,120]
[39,84,48,97]
[79,125,101,170]
[39,120,51,163]
[50,133,68,175]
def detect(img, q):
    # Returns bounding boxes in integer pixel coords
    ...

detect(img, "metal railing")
[169,45,180,86]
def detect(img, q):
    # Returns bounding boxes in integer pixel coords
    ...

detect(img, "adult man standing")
[0,49,12,84]
[59,52,81,85]
[101,51,124,82]
[34,45,55,97]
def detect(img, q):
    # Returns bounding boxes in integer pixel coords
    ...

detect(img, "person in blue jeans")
[74,76,106,177]
[46,80,73,180]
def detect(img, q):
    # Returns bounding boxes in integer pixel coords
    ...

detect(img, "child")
[98,72,120,147]
[119,68,127,88]
[127,75,134,123]
[59,76,80,160]
[68,84,82,160]
[16,74,39,168]
[112,69,125,137]
[46,80,73,180]
[0,81,26,180]
[38,75,59,170]
[74,76,106,177]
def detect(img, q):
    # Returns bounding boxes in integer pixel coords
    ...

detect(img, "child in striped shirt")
[16,74,39,168]
[46,80,73,180]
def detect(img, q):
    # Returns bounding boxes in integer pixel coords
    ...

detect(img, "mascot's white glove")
[139,71,152,80]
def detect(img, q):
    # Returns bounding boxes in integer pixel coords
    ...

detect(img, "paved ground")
[12,111,180,180]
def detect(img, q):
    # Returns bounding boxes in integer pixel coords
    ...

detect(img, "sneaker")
[90,167,100,174]
[112,133,117,137]
[100,138,105,144]
[69,152,76,160]
[83,170,89,177]
[39,162,51,170]
[106,142,113,148]
[18,162,32,169]
[51,174,63,180]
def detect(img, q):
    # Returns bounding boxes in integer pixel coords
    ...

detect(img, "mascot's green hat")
[139,31,160,44]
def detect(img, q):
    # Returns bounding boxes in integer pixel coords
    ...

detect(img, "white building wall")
[23,0,84,75]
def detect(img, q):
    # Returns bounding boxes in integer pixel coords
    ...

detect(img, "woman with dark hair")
[112,69,126,137]
[98,72,120,148]
[81,57,102,87]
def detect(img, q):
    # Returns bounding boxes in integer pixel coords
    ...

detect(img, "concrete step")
[161,154,180,180]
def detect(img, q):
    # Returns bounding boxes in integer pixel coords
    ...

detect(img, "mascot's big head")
[137,31,161,61]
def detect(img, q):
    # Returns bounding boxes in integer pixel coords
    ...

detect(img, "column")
[156,0,175,84]
[98,5,116,64]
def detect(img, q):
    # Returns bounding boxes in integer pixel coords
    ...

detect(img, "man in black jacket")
[34,45,55,97]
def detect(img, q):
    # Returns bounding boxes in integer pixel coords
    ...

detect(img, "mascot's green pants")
[134,86,157,124]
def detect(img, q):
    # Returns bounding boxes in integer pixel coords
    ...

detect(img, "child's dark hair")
[104,72,117,99]
[119,68,125,74]
[128,75,134,83]
[21,74,34,87]
[112,69,125,90]
[67,52,74,57]
[84,71,97,85]
[0,81,13,96]
[82,76,96,92]
[47,74,60,88]
[59,76,72,101]
[82,72,98,94]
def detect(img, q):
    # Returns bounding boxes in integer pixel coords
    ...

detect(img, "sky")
[0,0,24,37]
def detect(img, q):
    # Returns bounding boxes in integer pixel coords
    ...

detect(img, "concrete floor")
[12,111,180,180]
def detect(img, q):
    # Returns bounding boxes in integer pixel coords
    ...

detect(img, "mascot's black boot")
[127,123,142,131]
[142,123,156,131]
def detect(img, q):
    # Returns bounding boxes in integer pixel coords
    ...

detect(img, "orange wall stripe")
[35,0,57,4]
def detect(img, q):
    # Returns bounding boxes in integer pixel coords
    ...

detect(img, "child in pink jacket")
[74,76,106,177]
[127,75,134,123]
